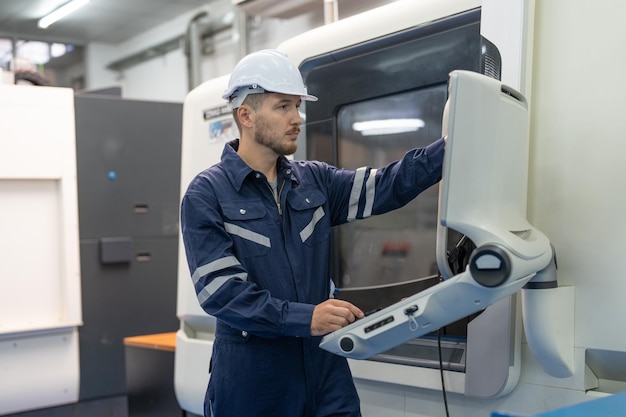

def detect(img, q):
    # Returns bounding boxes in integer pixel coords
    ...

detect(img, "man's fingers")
[327,299,364,320]
[310,299,364,336]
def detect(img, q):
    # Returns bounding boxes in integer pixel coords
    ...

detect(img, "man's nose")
[292,108,303,125]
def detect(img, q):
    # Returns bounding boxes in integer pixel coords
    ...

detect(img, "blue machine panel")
[492,392,626,417]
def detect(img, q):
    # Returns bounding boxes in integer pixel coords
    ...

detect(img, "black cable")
[436,270,451,417]
[437,328,451,417]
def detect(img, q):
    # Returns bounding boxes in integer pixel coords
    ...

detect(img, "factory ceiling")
[0,0,214,45]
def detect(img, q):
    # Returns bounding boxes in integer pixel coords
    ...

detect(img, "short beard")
[254,116,297,156]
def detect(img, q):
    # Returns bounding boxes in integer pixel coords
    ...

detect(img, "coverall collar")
[222,139,297,191]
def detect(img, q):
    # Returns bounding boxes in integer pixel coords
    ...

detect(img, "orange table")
[124,332,176,352]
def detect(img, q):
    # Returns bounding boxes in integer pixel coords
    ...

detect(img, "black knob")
[339,336,354,353]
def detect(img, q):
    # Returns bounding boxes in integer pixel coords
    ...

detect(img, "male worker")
[181,49,445,417]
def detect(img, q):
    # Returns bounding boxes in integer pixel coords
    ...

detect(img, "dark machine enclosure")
[75,93,182,401]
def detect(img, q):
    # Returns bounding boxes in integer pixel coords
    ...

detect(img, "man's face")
[253,93,302,156]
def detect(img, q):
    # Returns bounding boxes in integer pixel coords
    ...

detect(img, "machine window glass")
[334,85,447,312]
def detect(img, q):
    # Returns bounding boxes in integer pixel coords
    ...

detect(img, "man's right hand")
[310,299,364,336]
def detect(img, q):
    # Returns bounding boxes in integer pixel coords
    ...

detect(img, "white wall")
[528,0,626,386]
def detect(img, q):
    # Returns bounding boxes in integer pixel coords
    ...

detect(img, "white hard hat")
[222,49,318,109]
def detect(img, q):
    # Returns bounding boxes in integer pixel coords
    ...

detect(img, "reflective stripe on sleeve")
[224,222,271,247]
[197,272,248,305]
[347,167,366,222]
[348,167,377,221]
[299,206,325,243]
[362,168,377,218]
[191,255,240,284]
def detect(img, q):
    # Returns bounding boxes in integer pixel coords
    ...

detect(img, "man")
[181,49,445,417]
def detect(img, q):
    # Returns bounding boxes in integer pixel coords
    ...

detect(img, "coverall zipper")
[265,178,285,216]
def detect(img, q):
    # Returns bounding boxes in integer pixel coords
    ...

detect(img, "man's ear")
[237,105,254,128]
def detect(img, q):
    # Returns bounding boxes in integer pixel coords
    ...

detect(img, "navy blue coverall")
[181,137,445,417]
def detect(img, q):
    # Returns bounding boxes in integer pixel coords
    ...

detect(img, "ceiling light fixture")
[352,118,426,136]
[38,0,90,29]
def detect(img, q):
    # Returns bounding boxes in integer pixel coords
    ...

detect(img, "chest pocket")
[287,187,329,247]
[221,199,270,258]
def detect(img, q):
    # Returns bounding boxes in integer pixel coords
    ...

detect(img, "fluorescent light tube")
[352,118,425,136]
[38,0,90,29]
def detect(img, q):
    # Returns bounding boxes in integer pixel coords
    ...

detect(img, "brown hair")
[232,93,267,132]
